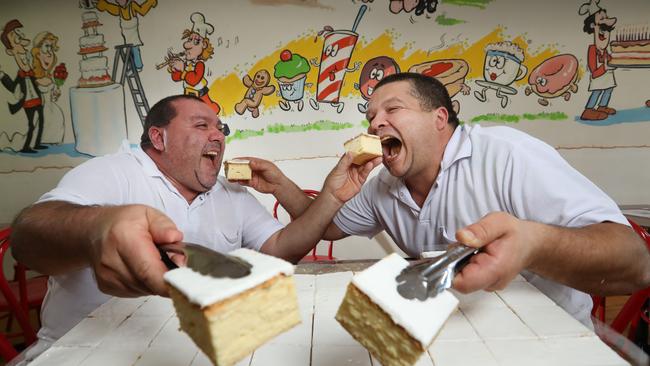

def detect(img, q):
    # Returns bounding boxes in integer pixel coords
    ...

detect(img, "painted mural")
[0,0,649,176]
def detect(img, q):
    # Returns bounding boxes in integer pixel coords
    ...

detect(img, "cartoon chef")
[578,0,617,121]
[166,12,220,115]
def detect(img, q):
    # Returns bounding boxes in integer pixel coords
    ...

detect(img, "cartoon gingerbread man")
[234,69,275,118]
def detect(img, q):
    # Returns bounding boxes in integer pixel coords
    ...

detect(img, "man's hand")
[321,152,382,204]
[452,212,538,293]
[89,205,183,298]
[236,157,288,195]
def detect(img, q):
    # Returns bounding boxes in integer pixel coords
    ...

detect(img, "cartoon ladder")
[112,44,150,126]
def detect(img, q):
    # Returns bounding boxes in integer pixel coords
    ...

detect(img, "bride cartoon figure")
[32,31,67,145]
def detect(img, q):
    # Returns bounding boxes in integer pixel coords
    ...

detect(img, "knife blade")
[158,242,252,279]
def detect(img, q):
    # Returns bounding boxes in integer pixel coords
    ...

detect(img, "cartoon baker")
[165,12,220,115]
[579,0,617,121]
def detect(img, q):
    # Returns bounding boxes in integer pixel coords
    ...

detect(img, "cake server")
[158,242,252,278]
[395,243,479,300]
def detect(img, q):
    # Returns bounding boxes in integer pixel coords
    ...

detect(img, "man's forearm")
[11,201,106,275]
[263,191,344,263]
[528,222,650,295]
[272,176,315,219]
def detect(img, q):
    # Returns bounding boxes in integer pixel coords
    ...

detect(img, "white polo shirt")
[35,142,284,343]
[334,124,627,325]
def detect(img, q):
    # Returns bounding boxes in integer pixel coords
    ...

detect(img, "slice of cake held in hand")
[336,253,458,366]
[224,159,252,180]
[344,133,382,165]
[164,249,301,366]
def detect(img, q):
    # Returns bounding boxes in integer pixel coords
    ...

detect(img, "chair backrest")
[272,190,335,261]
[0,228,38,349]
[591,219,650,342]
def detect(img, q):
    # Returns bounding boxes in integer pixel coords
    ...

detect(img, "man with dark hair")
[250,72,650,327]
[0,19,46,153]
[10,94,380,354]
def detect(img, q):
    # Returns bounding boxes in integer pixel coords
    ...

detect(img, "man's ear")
[149,127,165,151]
[434,107,449,131]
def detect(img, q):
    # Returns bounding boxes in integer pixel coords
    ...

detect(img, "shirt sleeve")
[37,156,126,206]
[333,176,383,238]
[504,136,628,228]
[237,188,284,251]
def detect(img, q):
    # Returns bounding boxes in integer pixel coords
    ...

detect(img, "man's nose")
[209,126,226,141]
[368,115,386,134]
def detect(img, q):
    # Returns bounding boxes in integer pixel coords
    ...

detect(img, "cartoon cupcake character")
[274,49,310,111]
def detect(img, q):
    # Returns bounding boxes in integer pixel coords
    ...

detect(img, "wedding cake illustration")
[69,10,127,156]
[78,11,112,87]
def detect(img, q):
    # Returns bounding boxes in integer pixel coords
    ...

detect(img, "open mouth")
[367,86,374,96]
[203,151,220,167]
[381,135,402,162]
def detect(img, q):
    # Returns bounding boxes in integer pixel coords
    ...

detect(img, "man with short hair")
[251,72,650,326]
[10,94,380,353]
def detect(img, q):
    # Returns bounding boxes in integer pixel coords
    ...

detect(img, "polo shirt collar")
[440,125,472,173]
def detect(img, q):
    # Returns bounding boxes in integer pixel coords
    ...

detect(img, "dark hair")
[374,72,459,127]
[1,19,23,50]
[583,12,597,34]
[140,94,202,146]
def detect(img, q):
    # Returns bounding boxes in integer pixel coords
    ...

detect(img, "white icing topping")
[351,253,458,347]
[226,159,250,164]
[163,248,294,308]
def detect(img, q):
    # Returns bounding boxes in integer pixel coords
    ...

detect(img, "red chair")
[591,219,650,345]
[273,189,336,262]
[0,227,43,361]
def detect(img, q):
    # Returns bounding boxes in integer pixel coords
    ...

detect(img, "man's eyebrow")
[382,97,404,106]
[189,115,215,123]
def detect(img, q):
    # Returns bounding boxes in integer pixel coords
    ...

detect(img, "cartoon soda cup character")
[309,5,366,113]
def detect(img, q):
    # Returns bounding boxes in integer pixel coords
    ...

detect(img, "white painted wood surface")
[28,273,628,365]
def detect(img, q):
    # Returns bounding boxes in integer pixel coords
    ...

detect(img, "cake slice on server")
[163,248,301,366]
[335,253,459,366]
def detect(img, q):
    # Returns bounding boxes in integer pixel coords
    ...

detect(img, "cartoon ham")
[309,5,366,113]
[355,56,400,113]
[409,59,470,114]
[525,54,579,106]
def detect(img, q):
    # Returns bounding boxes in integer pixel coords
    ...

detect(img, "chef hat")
[190,12,214,39]
[578,0,602,16]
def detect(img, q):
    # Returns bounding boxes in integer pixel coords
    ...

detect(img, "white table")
[25,271,631,366]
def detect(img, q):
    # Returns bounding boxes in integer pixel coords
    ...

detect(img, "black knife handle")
[158,247,179,270]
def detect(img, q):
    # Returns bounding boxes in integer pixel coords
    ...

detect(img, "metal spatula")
[396,243,478,300]
[158,242,252,279]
